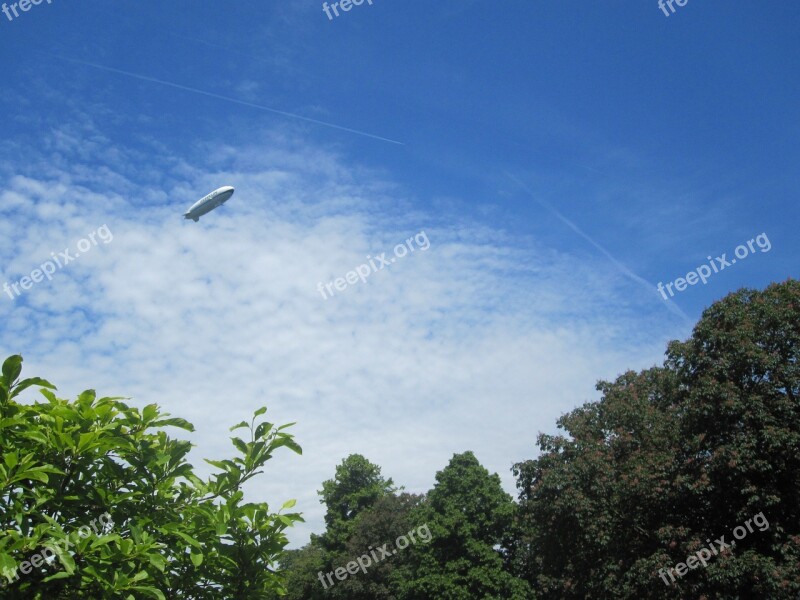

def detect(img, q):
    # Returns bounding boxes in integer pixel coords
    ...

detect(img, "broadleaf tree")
[394,451,533,600]
[0,355,303,599]
[513,280,800,598]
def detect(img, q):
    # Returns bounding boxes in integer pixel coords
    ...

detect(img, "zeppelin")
[183,186,235,222]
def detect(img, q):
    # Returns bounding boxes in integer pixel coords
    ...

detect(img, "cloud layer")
[0,123,684,545]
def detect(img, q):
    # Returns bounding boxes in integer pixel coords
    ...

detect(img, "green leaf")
[205,459,229,470]
[77,389,96,405]
[129,586,166,600]
[274,437,303,455]
[148,553,167,572]
[39,388,58,403]
[0,553,16,580]
[172,531,202,550]
[189,550,203,567]
[254,423,272,441]
[2,355,22,389]
[151,417,194,431]
[3,452,18,470]
[10,377,56,398]
[254,406,267,417]
[13,468,49,484]
[142,404,159,422]
[77,431,98,453]
[281,498,297,510]
[55,549,76,574]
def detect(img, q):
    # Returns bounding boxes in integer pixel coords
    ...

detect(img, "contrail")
[504,171,693,324]
[40,53,404,146]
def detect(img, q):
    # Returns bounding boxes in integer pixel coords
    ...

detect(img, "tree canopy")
[513,280,800,598]
[269,281,800,600]
[393,451,532,600]
[3,280,797,598]
[318,453,396,553]
[274,452,529,600]
[0,355,303,599]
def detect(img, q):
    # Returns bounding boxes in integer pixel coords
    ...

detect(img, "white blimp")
[183,186,235,222]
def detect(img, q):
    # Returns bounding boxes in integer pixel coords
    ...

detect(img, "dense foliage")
[0,356,303,599]
[278,281,799,599]
[2,280,797,598]
[392,451,532,600]
[514,280,800,598]
[274,452,529,600]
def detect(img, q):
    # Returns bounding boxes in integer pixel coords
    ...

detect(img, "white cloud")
[0,125,687,546]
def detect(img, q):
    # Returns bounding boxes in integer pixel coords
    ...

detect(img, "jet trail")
[504,171,693,324]
[41,53,404,146]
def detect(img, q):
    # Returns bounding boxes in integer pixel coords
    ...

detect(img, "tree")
[665,280,800,597]
[269,545,329,600]
[513,367,684,598]
[396,452,532,600]
[0,355,303,599]
[330,492,424,600]
[318,454,396,552]
[270,454,400,600]
[514,280,800,598]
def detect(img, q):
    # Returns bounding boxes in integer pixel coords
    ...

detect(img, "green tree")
[328,492,424,600]
[271,454,400,600]
[514,280,800,598]
[396,452,532,600]
[318,454,396,552]
[0,355,303,599]
[270,544,329,600]
[665,280,800,597]
[513,367,684,598]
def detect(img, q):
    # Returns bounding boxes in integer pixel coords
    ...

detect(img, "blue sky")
[1,0,797,545]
